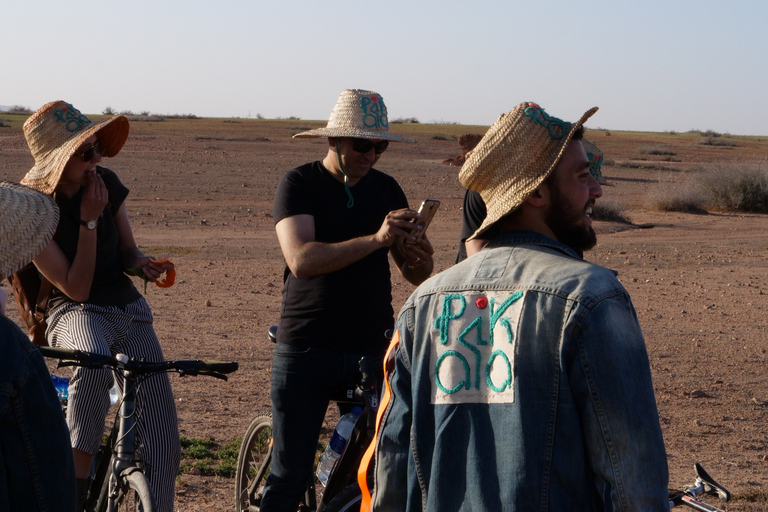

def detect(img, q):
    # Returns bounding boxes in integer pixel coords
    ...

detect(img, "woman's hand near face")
[80,171,108,222]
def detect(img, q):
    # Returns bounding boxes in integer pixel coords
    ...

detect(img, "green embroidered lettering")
[488,292,523,345]
[486,350,512,392]
[433,294,466,345]
[435,350,470,394]
[458,321,483,390]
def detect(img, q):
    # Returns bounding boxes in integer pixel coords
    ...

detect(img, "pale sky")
[3,0,767,135]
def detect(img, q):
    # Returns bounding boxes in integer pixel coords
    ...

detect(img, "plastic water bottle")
[316,406,363,486]
[109,385,120,405]
[51,375,70,401]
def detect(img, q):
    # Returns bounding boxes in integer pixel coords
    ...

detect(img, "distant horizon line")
[2,105,765,137]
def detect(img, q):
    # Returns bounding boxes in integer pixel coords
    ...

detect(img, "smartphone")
[407,199,441,241]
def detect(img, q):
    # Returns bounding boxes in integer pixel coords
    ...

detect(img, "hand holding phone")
[407,199,440,242]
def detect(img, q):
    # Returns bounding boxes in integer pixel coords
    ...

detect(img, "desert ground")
[1,112,767,511]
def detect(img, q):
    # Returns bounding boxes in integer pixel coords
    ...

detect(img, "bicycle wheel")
[235,414,274,512]
[323,483,362,512]
[113,470,156,512]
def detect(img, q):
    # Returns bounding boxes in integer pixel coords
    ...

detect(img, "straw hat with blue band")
[458,101,598,241]
[21,101,129,195]
[294,89,416,208]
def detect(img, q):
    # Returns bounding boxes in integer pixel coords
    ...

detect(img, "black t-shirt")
[273,161,408,351]
[48,167,141,313]
[456,189,500,263]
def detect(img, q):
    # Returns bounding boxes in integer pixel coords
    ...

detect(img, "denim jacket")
[0,315,76,512]
[370,231,669,512]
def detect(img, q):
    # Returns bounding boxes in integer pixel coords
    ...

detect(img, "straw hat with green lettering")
[459,101,598,240]
[293,89,415,143]
[0,182,59,279]
[583,138,610,186]
[21,100,129,195]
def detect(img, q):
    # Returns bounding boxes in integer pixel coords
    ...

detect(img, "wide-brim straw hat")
[293,89,416,143]
[582,138,611,186]
[0,182,60,279]
[21,101,129,195]
[459,101,598,240]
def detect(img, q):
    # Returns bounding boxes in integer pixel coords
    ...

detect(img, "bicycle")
[40,345,238,512]
[235,326,380,512]
[669,462,731,511]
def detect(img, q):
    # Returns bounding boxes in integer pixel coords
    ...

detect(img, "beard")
[545,181,597,255]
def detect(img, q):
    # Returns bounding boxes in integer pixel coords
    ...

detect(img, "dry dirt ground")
[2,115,768,511]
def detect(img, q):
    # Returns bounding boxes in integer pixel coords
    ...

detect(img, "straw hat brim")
[21,115,129,195]
[463,106,598,241]
[293,127,415,144]
[0,182,60,278]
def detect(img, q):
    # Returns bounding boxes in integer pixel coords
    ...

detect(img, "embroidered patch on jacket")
[430,291,523,404]
[360,94,388,129]
[524,102,571,140]
[54,103,92,133]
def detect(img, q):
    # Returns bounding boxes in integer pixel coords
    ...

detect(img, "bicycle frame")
[40,345,237,512]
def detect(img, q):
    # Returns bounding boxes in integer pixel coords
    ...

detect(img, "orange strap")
[358,329,401,512]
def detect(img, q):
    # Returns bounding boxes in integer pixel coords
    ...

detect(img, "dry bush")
[639,147,676,156]
[592,198,631,223]
[7,105,31,114]
[644,180,708,213]
[698,137,737,147]
[697,160,768,213]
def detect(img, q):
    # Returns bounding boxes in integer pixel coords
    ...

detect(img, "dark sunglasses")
[351,138,389,154]
[75,141,102,162]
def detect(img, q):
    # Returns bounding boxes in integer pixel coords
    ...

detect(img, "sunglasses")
[351,138,389,154]
[75,141,102,162]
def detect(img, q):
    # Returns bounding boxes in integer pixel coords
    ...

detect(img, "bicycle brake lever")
[695,462,731,502]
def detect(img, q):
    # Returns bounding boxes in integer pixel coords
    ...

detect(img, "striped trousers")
[47,297,181,512]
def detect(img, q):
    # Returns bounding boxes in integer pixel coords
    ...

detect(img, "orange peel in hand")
[153,259,176,288]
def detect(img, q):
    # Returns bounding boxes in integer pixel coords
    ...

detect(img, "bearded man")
[363,102,669,512]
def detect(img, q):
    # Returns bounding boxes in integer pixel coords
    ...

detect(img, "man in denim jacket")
[367,103,669,511]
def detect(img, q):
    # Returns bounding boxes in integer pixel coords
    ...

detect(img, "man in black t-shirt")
[261,89,434,511]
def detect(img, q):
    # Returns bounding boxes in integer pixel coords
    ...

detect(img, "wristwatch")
[80,219,98,230]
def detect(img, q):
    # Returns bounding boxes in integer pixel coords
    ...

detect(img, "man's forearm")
[287,235,383,278]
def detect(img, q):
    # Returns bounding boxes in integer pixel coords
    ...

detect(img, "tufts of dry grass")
[639,147,677,156]
[592,198,632,223]
[644,179,708,213]
[696,160,768,213]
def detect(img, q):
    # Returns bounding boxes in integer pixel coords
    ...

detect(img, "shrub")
[391,117,420,124]
[645,181,708,213]
[8,105,31,114]
[698,137,737,147]
[697,161,768,213]
[103,107,116,115]
[591,198,631,223]
[639,147,676,156]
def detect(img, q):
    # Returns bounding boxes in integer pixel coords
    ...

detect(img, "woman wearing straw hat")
[20,101,181,511]
[262,89,434,510]
[0,182,77,511]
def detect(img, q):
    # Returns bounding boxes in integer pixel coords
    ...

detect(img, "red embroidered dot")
[475,297,488,309]
[372,96,379,101]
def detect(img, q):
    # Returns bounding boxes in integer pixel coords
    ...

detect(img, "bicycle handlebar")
[39,346,239,380]
[669,463,731,510]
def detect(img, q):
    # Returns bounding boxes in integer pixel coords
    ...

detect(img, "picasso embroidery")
[431,291,523,404]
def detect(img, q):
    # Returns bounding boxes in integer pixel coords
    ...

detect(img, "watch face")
[87,220,97,230]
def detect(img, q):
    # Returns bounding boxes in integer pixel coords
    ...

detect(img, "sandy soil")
[1,117,767,511]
